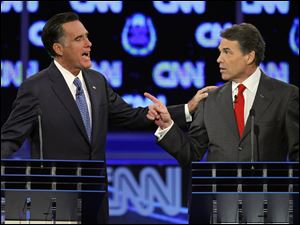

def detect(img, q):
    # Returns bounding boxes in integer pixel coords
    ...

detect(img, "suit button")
[238,146,243,151]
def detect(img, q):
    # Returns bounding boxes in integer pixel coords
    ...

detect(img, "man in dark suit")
[1,12,214,223]
[145,23,299,223]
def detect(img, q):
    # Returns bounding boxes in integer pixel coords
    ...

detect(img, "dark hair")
[41,12,79,58]
[221,23,265,65]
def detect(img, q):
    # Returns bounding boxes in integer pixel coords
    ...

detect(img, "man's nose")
[85,38,92,47]
[217,54,222,63]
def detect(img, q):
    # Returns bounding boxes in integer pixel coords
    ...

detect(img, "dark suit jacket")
[159,72,299,166]
[1,62,186,223]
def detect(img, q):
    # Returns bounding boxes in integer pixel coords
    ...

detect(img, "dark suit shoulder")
[83,68,107,81]
[23,67,50,84]
[16,68,51,97]
[207,81,231,98]
[263,73,299,91]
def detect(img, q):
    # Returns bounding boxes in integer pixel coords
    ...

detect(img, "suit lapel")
[217,82,240,140]
[47,63,91,144]
[242,73,275,140]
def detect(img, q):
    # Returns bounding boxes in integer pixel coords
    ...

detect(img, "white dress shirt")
[155,67,261,141]
[232,67,261,124]
[54,60,92,127]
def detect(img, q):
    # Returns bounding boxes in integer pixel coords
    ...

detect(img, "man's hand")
[144,92,173,129]
[188,86,218,114]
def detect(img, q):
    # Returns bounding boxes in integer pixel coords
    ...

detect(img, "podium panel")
[189,162,299,224]
[1,159,107,224]
[4,191,78,222]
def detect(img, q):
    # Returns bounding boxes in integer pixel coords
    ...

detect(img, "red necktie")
[234,84,246,138]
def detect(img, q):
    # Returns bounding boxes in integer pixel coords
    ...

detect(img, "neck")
[55,58,80,76]
[234,65,257,83]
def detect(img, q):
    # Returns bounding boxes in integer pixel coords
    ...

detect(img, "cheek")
[74,52,82,62]
[66,49,79,59]
[68,47,80,57]
[229,58,243,68]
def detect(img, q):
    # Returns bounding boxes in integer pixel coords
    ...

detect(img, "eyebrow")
[219,47,231,52]
[74,32,89,40]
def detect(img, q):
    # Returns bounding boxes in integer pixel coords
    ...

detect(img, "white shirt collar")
[54,60,84,87]
[232,67,261,93]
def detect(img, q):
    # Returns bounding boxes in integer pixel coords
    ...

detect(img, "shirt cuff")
[154,120,174,141]
[185,104,192,122]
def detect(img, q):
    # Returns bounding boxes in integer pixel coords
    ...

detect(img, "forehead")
[62,20,88,37]
[218,38,240,51]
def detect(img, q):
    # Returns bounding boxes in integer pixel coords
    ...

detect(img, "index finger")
[199,86,218,94]
[205,85,218,91]
[144,92,162,105]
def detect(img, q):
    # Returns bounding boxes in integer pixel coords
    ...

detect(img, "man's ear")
[53,43,63,56]
[246,51,256,65]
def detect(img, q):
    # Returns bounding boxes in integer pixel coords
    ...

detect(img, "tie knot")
[238,84,246,94]
[73,77,83,95]
[73,77,82,88]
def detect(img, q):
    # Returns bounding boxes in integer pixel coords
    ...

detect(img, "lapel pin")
[260,94,264,98]
[92,86,96,90]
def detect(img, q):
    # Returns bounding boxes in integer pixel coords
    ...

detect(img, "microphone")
[37,108,44,168]
[22,197,31,222]
[250,109,255,169]
[234,95,238,104]
[51,198,57,224]
[1,197,5,224]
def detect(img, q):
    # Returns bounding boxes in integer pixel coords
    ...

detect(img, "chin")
[221,74,230,81]
[82,62,92,69]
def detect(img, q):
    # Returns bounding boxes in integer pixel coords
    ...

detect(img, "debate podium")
[1,159,107,224]
[189,162,299,224]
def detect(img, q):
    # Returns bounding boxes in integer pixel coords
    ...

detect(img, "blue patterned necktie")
[73,77,91,141]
